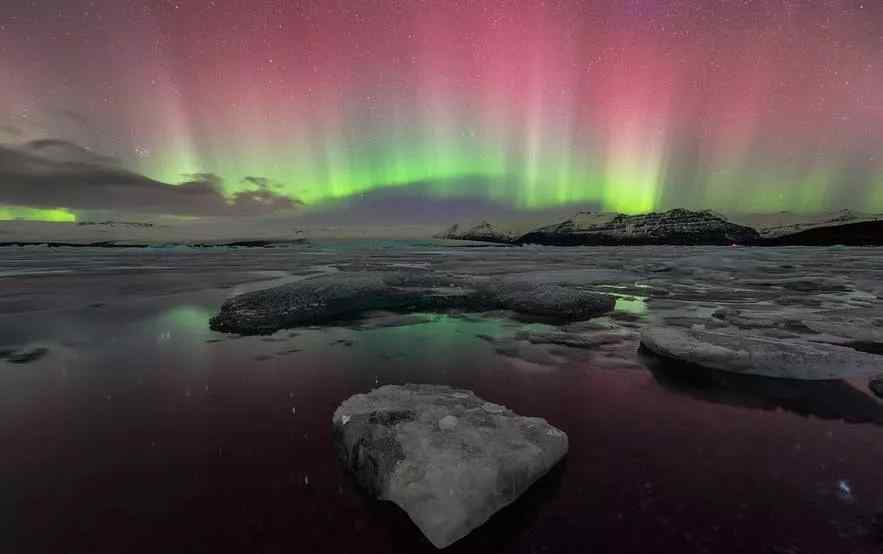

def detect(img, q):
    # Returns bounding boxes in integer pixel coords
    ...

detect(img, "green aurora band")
[2,1,882,219]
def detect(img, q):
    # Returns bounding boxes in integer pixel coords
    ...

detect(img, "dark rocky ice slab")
[332,384,568,548]
[640,326,883,380]
[0,346,49,364]
[210,271,614,335]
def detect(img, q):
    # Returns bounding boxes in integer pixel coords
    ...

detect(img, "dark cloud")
[243,176,285,190]
[235,187,304,210]
[0,139,301,216]
[183,173,224,186]
[24,138,119,165]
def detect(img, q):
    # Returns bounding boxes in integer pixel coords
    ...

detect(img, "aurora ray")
[1,0,881,218]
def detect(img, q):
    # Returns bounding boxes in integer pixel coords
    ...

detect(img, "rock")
[640,326,883,380]
[773,295,824,307]
[802,319,883,344]
[333,384,568,548]
[743,277,851,292]
[662,316,717,328]
[514,330,631,349]
[517,209,760,246]
[490,282,616,320]
[485,339,562,367]
[350,313,434,330]
[438,415,458,430]
[1,347,49,364]
[710,308,793,330]
[562,319,621,333]
[210,271,614,335]
[210,271,467,334]
[870,375,883,399]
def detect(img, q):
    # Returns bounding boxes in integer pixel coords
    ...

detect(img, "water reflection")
[4,245,883,553]
[594,283,650,315]
[151,305,216,341]
[613,295,648,315]
[642,350,883,425]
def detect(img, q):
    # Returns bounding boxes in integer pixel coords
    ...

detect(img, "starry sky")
[1,0,882,222]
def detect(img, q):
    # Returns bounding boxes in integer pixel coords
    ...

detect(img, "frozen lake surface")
[2,241,883,553]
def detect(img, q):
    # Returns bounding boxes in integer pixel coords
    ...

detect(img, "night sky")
[1,0,882,221]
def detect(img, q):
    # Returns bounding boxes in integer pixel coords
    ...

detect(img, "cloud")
[242,176,285,190]
[0,125,23,138]
[0,139,302,216]
[23,138,118,165]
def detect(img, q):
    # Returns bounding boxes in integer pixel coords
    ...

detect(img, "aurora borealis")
[1,0,882,219]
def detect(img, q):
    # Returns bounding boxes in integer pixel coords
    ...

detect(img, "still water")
[2,243,882,553]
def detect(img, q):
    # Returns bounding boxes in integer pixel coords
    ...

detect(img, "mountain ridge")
[437,209,883,246]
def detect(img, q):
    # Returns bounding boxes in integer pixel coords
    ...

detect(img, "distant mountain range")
[1,209,881,248]
[0,219,309,248]
[435,209,883,246]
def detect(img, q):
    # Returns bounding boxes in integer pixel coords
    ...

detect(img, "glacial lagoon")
[3,241,883,553]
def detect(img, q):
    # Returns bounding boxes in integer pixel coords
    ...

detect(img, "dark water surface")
[2,243,883,553]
